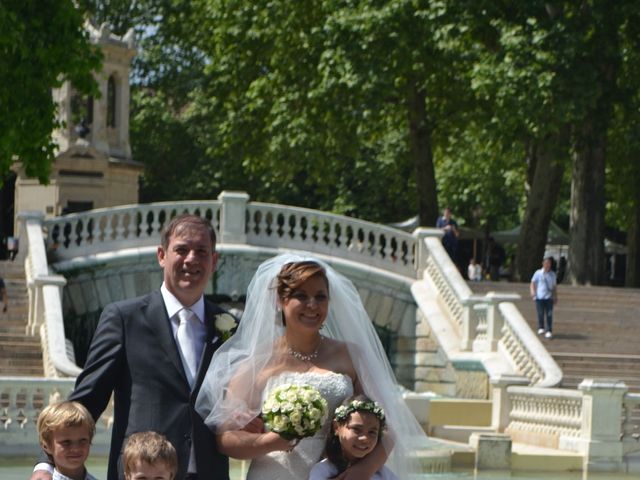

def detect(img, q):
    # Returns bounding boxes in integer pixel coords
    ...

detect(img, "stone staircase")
[469,280,640,391]
[0,260,43,376]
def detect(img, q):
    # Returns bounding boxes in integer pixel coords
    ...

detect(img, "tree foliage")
[86,0,640,285]
[0,0,101,184]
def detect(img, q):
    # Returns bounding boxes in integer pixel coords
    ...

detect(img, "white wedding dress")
[246,370,354,480]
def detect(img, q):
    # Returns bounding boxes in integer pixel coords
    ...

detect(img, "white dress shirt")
[161,283,207,374]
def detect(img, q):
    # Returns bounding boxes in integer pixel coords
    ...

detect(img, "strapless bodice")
[246,370,354,480]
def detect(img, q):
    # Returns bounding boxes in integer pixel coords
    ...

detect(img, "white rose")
[285,391,297,402]
[273,416,289,431]
[215,313,236,331]
[289,411,302,426]
[308,407,321,421]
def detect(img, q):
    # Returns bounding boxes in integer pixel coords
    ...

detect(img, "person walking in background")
[436,207,459,262]
[530,257,558,339]
[0,276,8,312]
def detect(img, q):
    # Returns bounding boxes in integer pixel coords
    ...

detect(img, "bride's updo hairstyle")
[277,261,329,299]
[276,261,329,326]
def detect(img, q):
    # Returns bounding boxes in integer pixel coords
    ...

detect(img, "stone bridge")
[13,192,640,474]
[22,191,562,395]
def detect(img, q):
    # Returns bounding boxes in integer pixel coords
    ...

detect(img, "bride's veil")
[195,253,427,477]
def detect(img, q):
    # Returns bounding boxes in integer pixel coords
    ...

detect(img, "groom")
[33,214,230,480]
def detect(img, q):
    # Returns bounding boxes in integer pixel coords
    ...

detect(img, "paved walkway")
[469,280,640,391]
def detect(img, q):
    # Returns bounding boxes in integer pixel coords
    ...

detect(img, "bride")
[195,254,426,479]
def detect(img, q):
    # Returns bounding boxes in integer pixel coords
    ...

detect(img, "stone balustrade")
[6,194,639,471]
[43,191,419,279]
[23,192,423,379]
[0,377,113,455]
[415,230,561,388]
[21,213,80,378]
[503,379,640,472]
[498,302,562,387]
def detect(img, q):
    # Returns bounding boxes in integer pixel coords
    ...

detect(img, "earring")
[276,310,284,326]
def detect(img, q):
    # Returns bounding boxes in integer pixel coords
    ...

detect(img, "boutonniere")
[214,312,238,342]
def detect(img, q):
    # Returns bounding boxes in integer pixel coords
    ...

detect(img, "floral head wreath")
[334,399,386,428]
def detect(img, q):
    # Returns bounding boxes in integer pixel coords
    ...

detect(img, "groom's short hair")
[161,214,216,250]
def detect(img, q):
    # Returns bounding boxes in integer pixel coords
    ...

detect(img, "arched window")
[71,92,93,124]
[107,75,117,128]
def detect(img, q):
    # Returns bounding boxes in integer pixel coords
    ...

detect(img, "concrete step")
[469,280,640,386]
[0,332,40,343]
[1,365,44,376]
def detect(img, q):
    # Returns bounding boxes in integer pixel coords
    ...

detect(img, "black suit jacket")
[70,289,229,480]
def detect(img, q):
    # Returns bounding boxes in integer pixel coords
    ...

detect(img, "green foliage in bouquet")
[262,384,328,440]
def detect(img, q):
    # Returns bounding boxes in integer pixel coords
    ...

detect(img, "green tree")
[0,1,101,184]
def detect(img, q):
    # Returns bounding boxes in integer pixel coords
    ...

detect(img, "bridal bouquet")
[262,383,328,440]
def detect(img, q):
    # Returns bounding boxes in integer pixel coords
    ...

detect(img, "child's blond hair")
[37,401,95,452]
[123,431,178,479]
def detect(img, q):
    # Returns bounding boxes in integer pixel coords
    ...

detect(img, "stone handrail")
[246,201,418,277]
[506,385,583,448]
[42,200,223,260]
[30,191,557,386]
[421,235,475,332]
[43,192,419,278]
[417,232,561,387]
[498,302,562,387]
[504,379,637,471]
[20,213,80,378]
[31,192,421,376]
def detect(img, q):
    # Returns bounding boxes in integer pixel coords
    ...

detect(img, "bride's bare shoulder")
[322,337,360,356]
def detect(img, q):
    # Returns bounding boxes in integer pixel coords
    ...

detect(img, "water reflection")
[1,459,637,480]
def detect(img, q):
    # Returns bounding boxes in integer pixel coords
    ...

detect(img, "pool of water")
[0,457,247,479]
[2,458,637,480]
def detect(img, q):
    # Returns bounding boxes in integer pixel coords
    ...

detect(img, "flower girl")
[309,395,398,480]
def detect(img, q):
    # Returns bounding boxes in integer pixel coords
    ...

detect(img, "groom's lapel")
[193,302,223,394]
[144,290,189,385]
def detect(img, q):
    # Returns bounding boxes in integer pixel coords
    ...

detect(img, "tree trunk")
[407,83,438,226]
[515,131,568,282]
[569,117,607,285]
[625,188,640,287]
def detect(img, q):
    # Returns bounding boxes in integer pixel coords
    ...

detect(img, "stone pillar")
[578,379,627,472]
[490,374,530,432]
[16,211,45,264]
[218,191,249,244]
[460,299,479,351]
[411,227,442,275]
[477,292,521,352]
[469,432,512,470]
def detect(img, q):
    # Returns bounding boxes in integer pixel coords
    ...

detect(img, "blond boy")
[37,401,97,480]
[123,431,178,480]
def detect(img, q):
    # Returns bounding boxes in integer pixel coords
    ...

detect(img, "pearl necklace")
[287,337,323,362]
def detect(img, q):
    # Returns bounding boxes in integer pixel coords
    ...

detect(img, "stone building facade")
[13,22,142,226]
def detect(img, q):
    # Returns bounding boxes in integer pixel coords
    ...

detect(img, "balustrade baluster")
[24,387,38,429]
[291,214,302,241]
[247,209,258,235]
[325,220,336,247]
[115,214,126,241]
